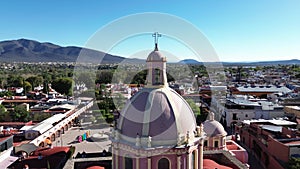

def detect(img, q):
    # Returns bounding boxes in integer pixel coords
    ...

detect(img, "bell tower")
[146,32,168,88]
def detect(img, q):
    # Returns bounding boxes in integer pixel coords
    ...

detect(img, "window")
[158,158,169,169]
[245,114,248,118]
[155,68,161,84]
[125,156,133,169]
[204,140,208,147]
[214,140,219,148]
[232,113,237,120]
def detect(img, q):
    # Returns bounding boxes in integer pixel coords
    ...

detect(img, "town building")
[0,132,16,168]
[235,119,299,169]
[231,85,291,98]
[222,95,285,128]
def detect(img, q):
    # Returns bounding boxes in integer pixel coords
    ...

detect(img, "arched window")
[155,68,161,84]
[124,156,133,169]
[158,157,170,169]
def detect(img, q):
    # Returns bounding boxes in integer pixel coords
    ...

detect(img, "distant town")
[0,51,300,169]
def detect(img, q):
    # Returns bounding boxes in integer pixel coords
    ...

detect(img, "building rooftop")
[260,125,282,132]
[284,140,300,146]
[285,105,300,111]
[277,138,300,146]
[242,119,297,126]
[237,85,291,93]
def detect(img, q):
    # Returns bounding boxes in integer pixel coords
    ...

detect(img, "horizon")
[1,37,300,64]
[1,1,300,62]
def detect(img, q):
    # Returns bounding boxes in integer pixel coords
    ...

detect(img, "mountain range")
[0,39,299,65]
[0,39,134,63]
[179,59,300,66]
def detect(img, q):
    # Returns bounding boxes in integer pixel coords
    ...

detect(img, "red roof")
[3,99,38,103]
[31,146,71,157]
[203,159,233,169]
[0,121,34,126]
[86,166,105,169]
[13,140,30,147]
[226,144,241,150]
[9,146,74,169]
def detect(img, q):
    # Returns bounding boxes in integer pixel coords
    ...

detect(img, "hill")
[179,59,202,65]
[0,39,128,63]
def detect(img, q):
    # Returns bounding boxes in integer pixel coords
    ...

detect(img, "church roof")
[147,49,166,62]
[117,87,197,147]
[203,119,227,137]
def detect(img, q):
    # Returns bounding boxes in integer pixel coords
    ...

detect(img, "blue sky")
[1,0,300,62]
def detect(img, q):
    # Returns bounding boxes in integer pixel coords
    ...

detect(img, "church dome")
[146,49,166,62]
[203,118,227,137]
[117,87,197,147]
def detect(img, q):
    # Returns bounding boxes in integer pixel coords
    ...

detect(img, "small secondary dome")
[203,112,227,137]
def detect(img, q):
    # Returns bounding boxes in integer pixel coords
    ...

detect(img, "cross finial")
[152,32,161,50]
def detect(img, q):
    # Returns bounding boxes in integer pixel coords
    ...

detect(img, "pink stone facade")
[112,140,204,169]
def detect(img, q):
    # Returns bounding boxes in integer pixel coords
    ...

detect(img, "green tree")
[23,81,32,93]
[11,104,30,122]
[186,99,201,116]
[0,77,7,88]
[26,76,43,90]
[95,71,113,84]
[7,75,23,87]
[186,99,206,124]
[51,78,74,96]
[33,113,51,122]
[42,81,49,94]
[0,105,8,122]
[0,91,13,98]
[130,70,147,84]
[289,157,300,169]
[42,73,52,82]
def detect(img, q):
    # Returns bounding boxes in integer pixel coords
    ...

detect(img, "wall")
[268,139,289,163]
[226,109,255,127]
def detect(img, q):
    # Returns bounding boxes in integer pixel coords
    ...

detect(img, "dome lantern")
[146,32,168,88]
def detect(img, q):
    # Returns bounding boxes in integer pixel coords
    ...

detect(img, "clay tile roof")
[203,159,233,169]
[86,166,105,169]
[31,146,71,156]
